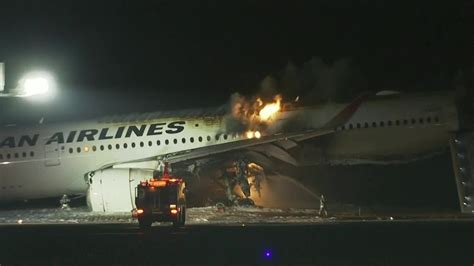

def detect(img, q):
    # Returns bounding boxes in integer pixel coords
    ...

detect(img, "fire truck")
[131,163,186,229]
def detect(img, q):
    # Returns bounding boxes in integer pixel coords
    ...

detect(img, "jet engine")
[86,168,153,212]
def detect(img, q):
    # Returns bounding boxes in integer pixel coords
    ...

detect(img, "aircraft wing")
[108,128,333,171]
[165,128,334,164]
[165,92,368,164]
[108,92,368,170]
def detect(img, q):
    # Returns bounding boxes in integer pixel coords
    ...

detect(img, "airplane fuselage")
[0,91,459,202]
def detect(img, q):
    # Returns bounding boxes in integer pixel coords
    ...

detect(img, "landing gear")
[236,197,255,206]
[173,204,186,227]
[235,159,251,198]
[138,216,152,229]
[219,159,265,206]
[319,195,328,217]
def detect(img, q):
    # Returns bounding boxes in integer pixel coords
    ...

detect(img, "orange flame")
[229,93,284,137]
[258,95,281,121]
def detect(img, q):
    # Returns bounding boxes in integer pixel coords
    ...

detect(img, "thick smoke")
[280,57,367,103]
[224,93,258,133]
[215,58,369,208]
[223,57,365,134]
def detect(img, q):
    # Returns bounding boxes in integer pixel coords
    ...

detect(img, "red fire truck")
[131,163,186,229]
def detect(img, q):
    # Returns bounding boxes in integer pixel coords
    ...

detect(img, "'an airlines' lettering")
[46,133,65,145]
[0,121,186,149]
[0,137,16,148]
[125,125,146,138]
[19,134,39,147]
[166,121,185,134]
[115,127,125,138]
[77,129,99,142]
[98,128,114,140]
[147,123,166,135]
[66,131,77,143]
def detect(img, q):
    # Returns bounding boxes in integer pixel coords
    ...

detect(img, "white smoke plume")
[222,57,364,135]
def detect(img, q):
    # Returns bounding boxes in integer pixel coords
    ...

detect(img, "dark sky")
[0,0,473,123]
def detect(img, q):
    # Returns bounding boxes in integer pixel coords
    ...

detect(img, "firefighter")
[59,194,70,210]
[156,160,172,177]
[319,195,328,217]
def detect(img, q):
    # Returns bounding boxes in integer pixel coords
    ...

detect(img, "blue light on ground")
[264,250,272,259]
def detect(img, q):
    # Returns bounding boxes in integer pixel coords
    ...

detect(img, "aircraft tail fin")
[323,92,370,129]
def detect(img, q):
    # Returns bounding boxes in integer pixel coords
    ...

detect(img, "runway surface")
[0,219,472,266]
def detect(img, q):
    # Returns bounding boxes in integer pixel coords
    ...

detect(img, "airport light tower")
[0,63,53,98]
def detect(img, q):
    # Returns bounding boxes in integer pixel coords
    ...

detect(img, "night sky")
[0,1,473,124]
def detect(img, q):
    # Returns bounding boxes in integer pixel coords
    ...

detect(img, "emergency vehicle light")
[150,180,167,187]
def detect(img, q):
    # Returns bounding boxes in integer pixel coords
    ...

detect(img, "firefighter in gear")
[319,195,328,217]
[156,160,173,175]
[59,194,70,210]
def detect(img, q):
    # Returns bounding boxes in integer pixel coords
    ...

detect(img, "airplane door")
[44,141,60,166]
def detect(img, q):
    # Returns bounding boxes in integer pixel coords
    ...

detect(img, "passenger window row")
[0,133,234,158]
[67,134,232,154]
[0,151,35,161]
[337,116,440,131]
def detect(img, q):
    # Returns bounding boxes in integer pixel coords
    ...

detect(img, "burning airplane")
[0,89,471,214]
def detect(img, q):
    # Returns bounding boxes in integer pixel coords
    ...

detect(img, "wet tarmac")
[0,219,472,266]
